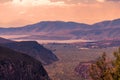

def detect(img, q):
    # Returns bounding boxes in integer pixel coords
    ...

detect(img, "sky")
[0,0,120,27]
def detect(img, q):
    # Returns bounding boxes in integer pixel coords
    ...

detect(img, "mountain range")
[0,18,120,41]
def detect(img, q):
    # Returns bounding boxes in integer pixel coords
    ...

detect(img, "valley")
[1,1,120,79]
[0,18,120,80]
[0,36,119,80]
[43,44,118,80]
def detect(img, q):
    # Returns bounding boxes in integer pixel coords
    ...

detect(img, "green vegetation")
[112,48,120,80]
[89,48,120,80]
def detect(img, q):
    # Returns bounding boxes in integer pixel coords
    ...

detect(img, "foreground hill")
[0,37,14,43]
[2,41,58,65]
[0,45,50,80]
[0,19,120,40]
[0,37,58,65]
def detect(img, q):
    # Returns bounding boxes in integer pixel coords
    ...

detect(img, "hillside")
[0,37,14,43]
[0,45,50,80]
[0,18,120,40]
[2,41,58,65]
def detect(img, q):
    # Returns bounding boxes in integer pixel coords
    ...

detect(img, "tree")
[89,48,120,80]
[89,52,114,80]
[112,48,120,80]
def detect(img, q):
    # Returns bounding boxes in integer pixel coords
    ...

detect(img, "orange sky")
[0,0,120,27]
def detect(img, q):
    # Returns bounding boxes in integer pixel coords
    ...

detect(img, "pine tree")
[89,52,114,80]
[112,48,120,80]
[89,48,120,80]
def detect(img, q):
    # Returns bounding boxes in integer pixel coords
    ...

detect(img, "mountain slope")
[92,18,120,29]
[0,37,14,43]
[71,28,120,40]
[3,41,58,65]
[0,45,50,80]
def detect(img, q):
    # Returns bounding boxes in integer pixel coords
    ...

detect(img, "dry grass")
[44,44,118,80]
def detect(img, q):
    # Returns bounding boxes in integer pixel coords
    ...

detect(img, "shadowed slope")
[3,41,58,65]
[0,45,50,80]
[0,37,14,43]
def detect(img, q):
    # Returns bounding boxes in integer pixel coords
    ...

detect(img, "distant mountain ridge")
[0,21,90,34]
[0,19,120,40]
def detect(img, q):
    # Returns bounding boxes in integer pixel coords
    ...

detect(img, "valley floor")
[43,44,118,80]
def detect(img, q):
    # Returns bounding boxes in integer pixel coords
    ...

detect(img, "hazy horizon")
[1,0,120,27]
[0,18,120,28]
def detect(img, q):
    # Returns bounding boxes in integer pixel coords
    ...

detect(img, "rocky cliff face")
[0,46,50,80]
